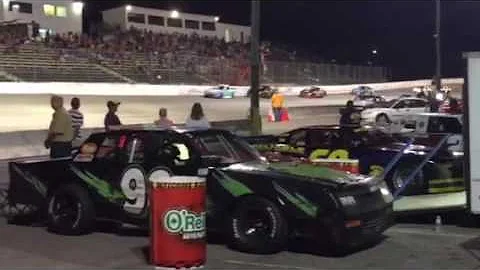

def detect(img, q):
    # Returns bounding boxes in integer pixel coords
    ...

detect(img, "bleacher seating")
[0,43,123,83]
[0,74,11,81]
[0,28,387,85]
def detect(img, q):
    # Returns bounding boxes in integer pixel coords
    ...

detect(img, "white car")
[203,85,236,99]
[360,97,430,126]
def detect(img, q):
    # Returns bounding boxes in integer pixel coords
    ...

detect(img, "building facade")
[0,0,83,36]
[102,5,251,43]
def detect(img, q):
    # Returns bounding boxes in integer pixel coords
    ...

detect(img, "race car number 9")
[120,166,147,215]
[309,149,349,160]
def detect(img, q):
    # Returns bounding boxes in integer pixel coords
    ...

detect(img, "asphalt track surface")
[0,86,472,268]
[0,88,423,132]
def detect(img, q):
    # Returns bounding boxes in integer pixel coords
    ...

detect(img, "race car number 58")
[309,149,349,160]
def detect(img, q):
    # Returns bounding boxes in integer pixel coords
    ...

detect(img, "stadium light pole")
[434,0,441,93]
[249,0,262,135]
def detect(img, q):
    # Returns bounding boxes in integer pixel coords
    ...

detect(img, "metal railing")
[0,44,388,85]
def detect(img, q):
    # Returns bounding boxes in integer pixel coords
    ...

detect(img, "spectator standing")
[185,102,210,129]
[271,89,285,122]
[104,100,122,131]
[339,100,360,126]
[44,95,73,158]
[68,97,84,141]
[154,107,174,128]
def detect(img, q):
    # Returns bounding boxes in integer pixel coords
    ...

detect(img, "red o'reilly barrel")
[149,170,206,268]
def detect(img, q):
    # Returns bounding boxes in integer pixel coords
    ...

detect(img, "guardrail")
[0,78,463,96]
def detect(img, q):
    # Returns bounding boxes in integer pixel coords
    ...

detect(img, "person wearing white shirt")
[185,102,211,129]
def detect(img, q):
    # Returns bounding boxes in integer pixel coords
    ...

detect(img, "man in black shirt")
[339,100,360,126]
[104,100,122,131]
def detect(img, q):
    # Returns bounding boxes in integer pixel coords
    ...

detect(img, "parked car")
[360,97,430,126]
[7,126,393,254]
[353,95,387,109]
[244,125,464,196]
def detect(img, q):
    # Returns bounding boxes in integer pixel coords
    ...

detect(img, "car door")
[402,99,429,124]
[71,133,146,220]
[409,99,429,113]
[390,100,409,122]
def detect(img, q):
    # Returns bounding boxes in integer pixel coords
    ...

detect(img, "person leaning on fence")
[271,89,285,122]
[185,102,211,129]
[154,107,174,128]
[44,95,74,158]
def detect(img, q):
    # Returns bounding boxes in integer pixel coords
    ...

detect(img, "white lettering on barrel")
[163,209,206,240]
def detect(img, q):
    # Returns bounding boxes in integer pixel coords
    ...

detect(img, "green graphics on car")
[70,165,126,203]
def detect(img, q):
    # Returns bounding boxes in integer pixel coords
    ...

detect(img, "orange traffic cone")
[280,108,290,122]
[267,108,275,122]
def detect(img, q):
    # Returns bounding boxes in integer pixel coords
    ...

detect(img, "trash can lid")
[149,172,206,184]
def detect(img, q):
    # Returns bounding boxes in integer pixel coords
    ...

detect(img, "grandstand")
[0,2,388,85]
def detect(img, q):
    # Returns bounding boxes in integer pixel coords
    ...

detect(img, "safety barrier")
[0,78,463,96]
[392,134,452,199]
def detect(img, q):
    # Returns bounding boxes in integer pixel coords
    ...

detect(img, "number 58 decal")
[309,148,350,160]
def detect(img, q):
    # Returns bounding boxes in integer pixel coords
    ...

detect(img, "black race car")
[7,126,393,254]
[245,125,464,197]
[246,85,276,99]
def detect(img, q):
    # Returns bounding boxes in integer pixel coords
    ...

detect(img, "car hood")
[221,161,375,188]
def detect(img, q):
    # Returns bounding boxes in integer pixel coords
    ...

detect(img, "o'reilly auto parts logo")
[163,209,206,240]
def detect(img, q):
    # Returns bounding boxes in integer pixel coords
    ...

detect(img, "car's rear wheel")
[228,196,288,254]
[47,183,95,235]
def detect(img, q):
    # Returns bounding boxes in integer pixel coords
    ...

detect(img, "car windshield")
[193,132,263,163]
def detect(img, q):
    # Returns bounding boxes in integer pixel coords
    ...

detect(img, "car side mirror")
[201,155,223,168]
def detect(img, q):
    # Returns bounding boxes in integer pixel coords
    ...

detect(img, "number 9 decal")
[120,165,147,215]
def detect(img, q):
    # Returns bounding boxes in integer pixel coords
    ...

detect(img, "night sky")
[84,0,480,81]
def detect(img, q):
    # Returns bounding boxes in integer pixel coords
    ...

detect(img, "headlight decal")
[339,196,356,206]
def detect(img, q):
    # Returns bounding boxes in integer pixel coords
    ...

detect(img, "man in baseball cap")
[104,100,122,131]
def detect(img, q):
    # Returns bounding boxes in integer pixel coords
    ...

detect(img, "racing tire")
[389,163,426,196]
[375,114,391,126]
[228,196,288,254]
[47,183,95,235]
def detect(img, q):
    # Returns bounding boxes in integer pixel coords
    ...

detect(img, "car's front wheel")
[47,183,95,235]
[375,114,391,126]
[228,196,288,254]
